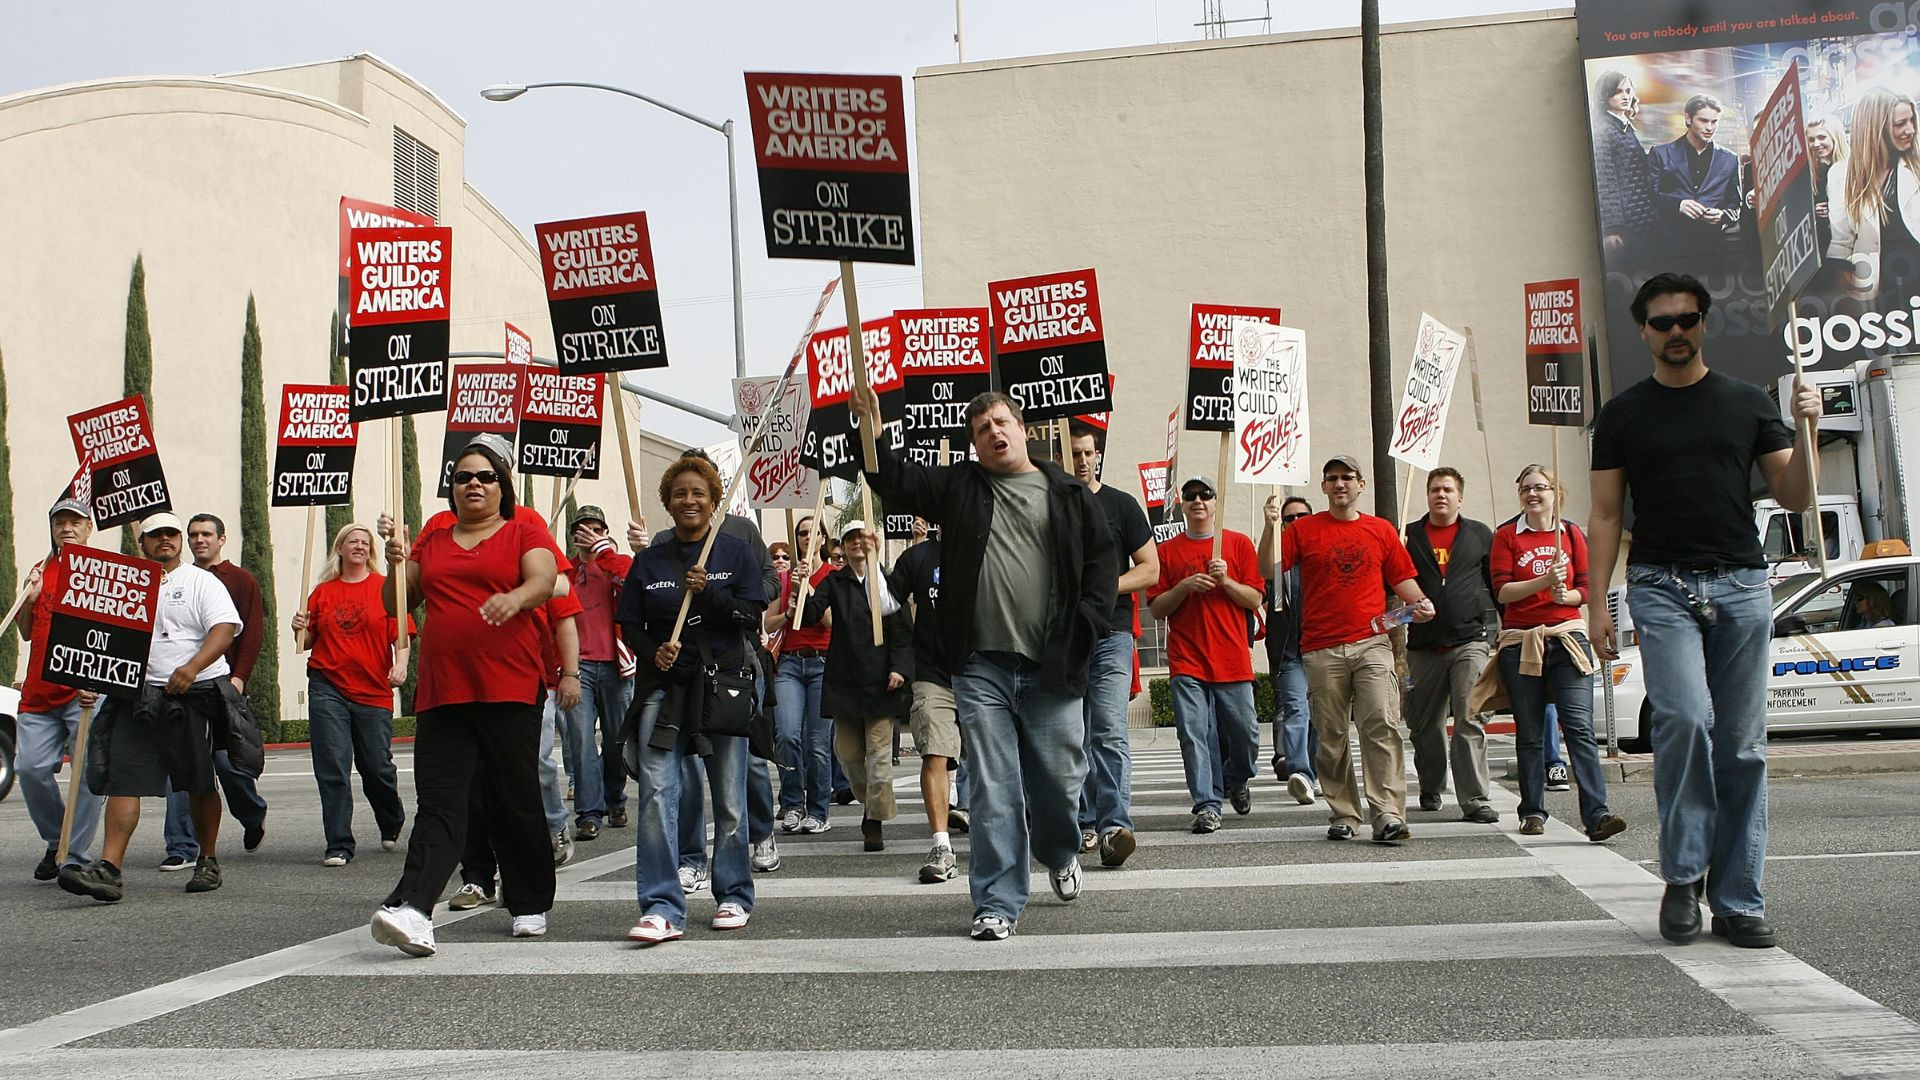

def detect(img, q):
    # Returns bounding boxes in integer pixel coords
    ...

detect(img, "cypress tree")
[122,255,153,555]
[240,296,281,735]
[401,415,423,713]
[326,311,353,540]
[0,344,17,681]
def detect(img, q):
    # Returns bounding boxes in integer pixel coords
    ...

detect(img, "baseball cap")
[50,495,90,520]
[139,511,185,535]
[1321,455,1364,478]
[569,504,609,532]
[839,519,870,541]
[461,432,515,465]
[1178,474,1217,498]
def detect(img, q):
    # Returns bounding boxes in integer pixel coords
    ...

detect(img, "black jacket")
[1403,516,1498,650]
[865,445,1118,696]
[804,565,914,719]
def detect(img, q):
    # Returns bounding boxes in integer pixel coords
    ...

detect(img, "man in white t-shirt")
[58,513,244,903]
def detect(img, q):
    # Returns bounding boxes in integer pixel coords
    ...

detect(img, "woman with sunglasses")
[1487,466,1626,842]
[369,435,562,957]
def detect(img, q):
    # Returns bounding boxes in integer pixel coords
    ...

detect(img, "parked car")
[0,684,19,802]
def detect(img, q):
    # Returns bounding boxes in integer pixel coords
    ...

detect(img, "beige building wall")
[913,10,1605,533]
[0,55,689,715]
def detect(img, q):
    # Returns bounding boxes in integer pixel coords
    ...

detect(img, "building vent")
[392,127,440,221]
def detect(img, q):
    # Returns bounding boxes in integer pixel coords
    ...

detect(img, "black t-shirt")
[1091,482,1153,634]
[892,538,949,687]
[1591,369,1794,568]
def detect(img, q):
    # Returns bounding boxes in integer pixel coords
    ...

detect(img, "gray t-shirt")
[971,469,1053,662]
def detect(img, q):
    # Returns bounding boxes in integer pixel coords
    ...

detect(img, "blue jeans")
[1077,631,1135,834]
[626,688,753,926]
[1169,676,1259,814]
[679,747,778,862]
[1271,657,1318,782]
[563,660,632,823]
[1499,638,1612,829]
[539,691,569,835]
[954,653,1086,924]
[1625,563,1773,917]
[307,674,405,859]
[164,749,268,860]
[775,655,832,820]
[17,699,102,864]
[954,757,971,810]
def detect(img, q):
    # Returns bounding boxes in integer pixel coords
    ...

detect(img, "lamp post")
[482,81,747,380]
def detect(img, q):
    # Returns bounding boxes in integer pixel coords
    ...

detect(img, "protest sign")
[897,306,990,465]
[518,369,604,479]
[801,317,904,479]
[989,268,1111,422]
[505,322,533,366]
[743,72,914,265]
[272,385,356,507]
[1752,61,1820,328]
[701,438,754,517]
[39,545,159,697]
[1387,313,1467,472]
[536,211,668,374]
[438,364,523,497]
[884,514,917,540]
[67,396,169,528]
[1139,460,1182,543]
[1231,322,1310,484]
[338,197,432,356]
[346,226,452,421]
[1188,304,1281,431]
[1524,281,1586,427]
[733,374,817,510]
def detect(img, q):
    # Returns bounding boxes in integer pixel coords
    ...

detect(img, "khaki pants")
[833,715,897,821]
[1303,635,1407,830]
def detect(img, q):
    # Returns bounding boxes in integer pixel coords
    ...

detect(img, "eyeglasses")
[1182,489,1215,501]
[1519,483,1554,494]
[1282,513,1311,523]
[1645,311,1704,332]
[1322,473,1359,484]
[451,469,501,486]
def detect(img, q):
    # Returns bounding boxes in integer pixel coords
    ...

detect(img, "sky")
[3,0,1547,445]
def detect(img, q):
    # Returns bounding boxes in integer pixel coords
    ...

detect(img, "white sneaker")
[797,816,831,834]
[1050,861,1082,902]
[1287,773,1317,805]
[321,854,349,868]
[970,913,1013,941]
[510,913,548,938]
[380,835,401,852]
[751,837,781,873]
[779,809,804,833]
[553,830,574,868]
[628,914,683,945]
[678,865,709,893]
[712,902,751,930]
[370,905,436,957]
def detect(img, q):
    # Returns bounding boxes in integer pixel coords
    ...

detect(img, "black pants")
[384,702,553,917]
[460,783,497,889]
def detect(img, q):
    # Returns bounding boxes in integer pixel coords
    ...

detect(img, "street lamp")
[482,80,747,380]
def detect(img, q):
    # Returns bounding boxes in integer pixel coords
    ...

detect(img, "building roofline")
[217,52,468,127]
[0,74,365,122]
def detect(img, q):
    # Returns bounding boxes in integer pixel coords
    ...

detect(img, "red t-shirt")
[1424,519,1460,578]
[779,564,834,652]
[534,589,586,691]
[1280,512,1418,653]
[569,547,631,662]
[1491,519,1590,630]
[410,514,566,712]
[305,573,413,708]
[1148,530,1262,682]
[19,557,77,713]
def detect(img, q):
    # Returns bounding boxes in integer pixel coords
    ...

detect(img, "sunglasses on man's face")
[1645,311,1703,332]
[1282,512,1311,523]
[452,470,501,486]
[1182,488,1215,501]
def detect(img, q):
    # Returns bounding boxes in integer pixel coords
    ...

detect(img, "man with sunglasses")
[1589,272,1821,950]
[560,505,634,843]
[1257,495,1318,801]
[1262,456,1433,843]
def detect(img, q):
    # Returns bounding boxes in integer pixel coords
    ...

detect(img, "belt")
[784,648,825,659]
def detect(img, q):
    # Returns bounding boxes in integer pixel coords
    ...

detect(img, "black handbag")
[696,636,758,740]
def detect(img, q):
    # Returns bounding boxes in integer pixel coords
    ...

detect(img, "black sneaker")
[833,789,856,806]
[1270,755,1286,783]
[34,848,58,882]
[607,806,630,828]
[1326,824,1355,841]
[58,859,124,903]
[1545,764,1571,792]
[1228,786,1252,815]
[1461,805,1500,824]
[1373,820,1412,845]
[862,815,885,852]
[575,817,601,842]
[243,821,266,853]
[185,856,223,893]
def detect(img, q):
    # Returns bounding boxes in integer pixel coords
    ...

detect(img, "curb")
[1503,745,1920,783]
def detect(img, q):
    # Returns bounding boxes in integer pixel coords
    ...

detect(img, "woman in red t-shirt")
[1489,465,1624,843]
[292,524,410,868]
[369,436,561,957]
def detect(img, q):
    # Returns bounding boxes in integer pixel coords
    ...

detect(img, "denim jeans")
[775,655,832,820]
[954,652,1086,924]
[1499,637,1612,829]
[626,688,753,927]
[954,756,972,810]
[17,699,102,864]
[1625,563,1773,917]
[1270,657,1318,782]
[1168,676,1259,815]
[679,755,708,871]
[1077,631,1135,834]
[307,674,405,859]
[1545,705,1565,768]
[164,749,268,860]
[538,691,569,835]
[563,659,632,823]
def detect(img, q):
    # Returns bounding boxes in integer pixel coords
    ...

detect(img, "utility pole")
[1362,0,1396,518]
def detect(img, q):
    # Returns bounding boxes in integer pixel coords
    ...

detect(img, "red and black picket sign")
[67,395,169,529]
[338,197,433,357]
[518,369,604,479]
[897,306,990,462]
[272,384,357,508]
[884,514,918,541]
[346,226,452,422]
[743,72,914,266]
[39,545,160,697]
[536,211,669,375]
[801,317,905,479]
[505,322,533,366]
[438,364,523,497]
[989,268,1111,422]
[1138,459,1182,543]
[1186,303,1282,432]
[1524,280,1586,427]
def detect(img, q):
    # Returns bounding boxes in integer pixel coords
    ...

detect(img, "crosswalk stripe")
[763,819,1497,857]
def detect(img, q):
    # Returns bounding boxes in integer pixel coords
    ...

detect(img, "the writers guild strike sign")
[896,307,990,465]
[439,364,523,497]
[700,439,755,517]
[1524,280,1585,427]
[338,197,432,356]
[504,322,533,366]
[1751,60,1820,328]
[1188,304,1281,432]
[517,370,604,479]
[743,72,914,265]
[273,385,357,507]
[802,317,905,480]
[67,395,169,529]
[1387,313,1467,472]
[39,546,160,697]
[885,514,917,541]
[1231,322,1311,485]
[990,268,1112,422]
[1138,461,1182,543]
[347,226,452,421]
[536,211,669,374]
[732,374,817,510]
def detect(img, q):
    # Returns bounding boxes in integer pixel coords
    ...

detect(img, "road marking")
[1634,850,1920,865]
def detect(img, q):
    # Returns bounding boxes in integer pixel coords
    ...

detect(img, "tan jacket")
[1468,618,1594,715]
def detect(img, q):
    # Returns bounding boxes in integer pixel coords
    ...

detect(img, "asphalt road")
[1,731,1918,1078]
